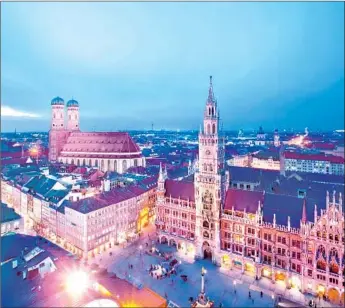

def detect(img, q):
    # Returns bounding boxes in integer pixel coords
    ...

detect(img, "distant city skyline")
[1,2,344,132]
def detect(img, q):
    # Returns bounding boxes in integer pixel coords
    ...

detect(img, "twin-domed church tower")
[49,97,80,162]
[194,76,227,263]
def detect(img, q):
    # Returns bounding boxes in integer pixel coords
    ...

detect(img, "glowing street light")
[29,144,41,164]
[65,271,89,296]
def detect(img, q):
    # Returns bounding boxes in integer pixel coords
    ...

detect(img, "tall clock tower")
[194,76,226,264]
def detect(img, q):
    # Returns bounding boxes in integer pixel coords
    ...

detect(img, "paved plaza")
[89,229,335,308]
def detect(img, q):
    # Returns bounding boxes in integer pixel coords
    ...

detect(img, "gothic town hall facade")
[155,77,345,305]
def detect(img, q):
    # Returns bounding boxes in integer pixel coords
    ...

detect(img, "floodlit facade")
[48,97,145,173]
[282,152,344,175]
[155,77,345,305]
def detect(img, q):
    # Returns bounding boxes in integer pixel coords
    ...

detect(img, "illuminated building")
[155,77,345,305]
[49,97,145,173]
[282,151,344,175]
[255,126,266,146]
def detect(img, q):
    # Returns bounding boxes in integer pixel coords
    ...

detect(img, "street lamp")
[65,271,89,296]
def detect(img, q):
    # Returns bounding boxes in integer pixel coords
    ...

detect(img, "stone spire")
[207,75,215,104]
[301,198,307,224]
[287,216,291,231]
[273,213,276,228]
[326,191,330,210]
[158,162,164,182]
[339,192,342,214]
[314,204,318,224]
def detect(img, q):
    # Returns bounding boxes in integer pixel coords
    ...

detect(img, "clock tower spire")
[194,76,226,265]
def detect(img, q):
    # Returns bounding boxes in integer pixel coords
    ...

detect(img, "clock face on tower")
[205,150,211,155]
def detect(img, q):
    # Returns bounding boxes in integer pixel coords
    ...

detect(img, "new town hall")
[155,77,345,304]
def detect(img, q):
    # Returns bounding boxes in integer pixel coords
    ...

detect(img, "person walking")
[249,291,251,299]
[260,291,263,298]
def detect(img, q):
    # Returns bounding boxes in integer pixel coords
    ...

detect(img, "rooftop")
[1,202,21,224]
[224,189,264,213]
[164,179,195,202]
[284,151,344,164]
[61,132,141,154]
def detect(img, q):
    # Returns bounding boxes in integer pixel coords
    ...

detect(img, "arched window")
[329,248,339,274]
[317,231,321,239]
[322,231,327,240]
[203,221,209,228]
[316,245,327,271]
[82,159,86,166]
[89,159,92,166]
[101,160,104,170]
[95,160,98,167]
[122,160,127,172]
[209,164,213,172]
[207,124,211,135]
[114,160,117,172]
[77,159,80,166]
[211,107,214,116]
[208,107,211,116]
[204,164,207,172]
[203,231,209,239]
[212,123,216,134]
[108,160,111,170]
[71,159,74,165]
[134,159,138,167]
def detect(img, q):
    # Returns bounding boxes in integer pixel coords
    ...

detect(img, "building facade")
[282,152,344,176]
[155,77,345,305]
[48,97,145,173]
[251,152,281,171]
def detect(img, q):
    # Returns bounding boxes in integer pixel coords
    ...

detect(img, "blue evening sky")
[1,2,344,132]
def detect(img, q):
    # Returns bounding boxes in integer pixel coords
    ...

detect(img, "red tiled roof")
[60,153,142,159]
[224,189,264,213]
[164,179,194,201]
[61,132,141,154]
[311,142,336,150]
[65,184,148,214]
[284,152,344,164]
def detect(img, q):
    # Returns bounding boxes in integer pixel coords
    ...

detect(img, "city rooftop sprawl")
[1,76,344,308]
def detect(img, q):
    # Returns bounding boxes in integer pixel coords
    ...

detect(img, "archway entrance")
[202,242,212,260]
[290,276,301,290]
[262,267,272,279]
[245,263,255,276]
[160,236,168,244]
[221,255,231,269]
[328,288,340,304]
[169,239,177,247]
[275,271,286,282]
[317,285,326,297]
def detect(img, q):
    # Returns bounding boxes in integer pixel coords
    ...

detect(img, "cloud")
[1,105,41,118]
